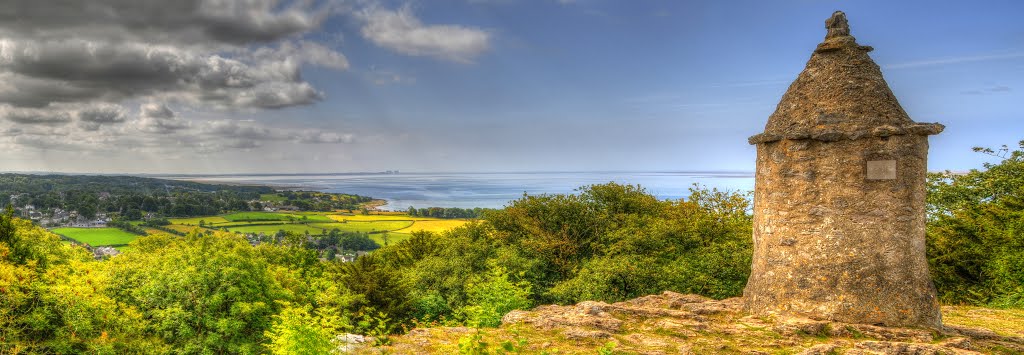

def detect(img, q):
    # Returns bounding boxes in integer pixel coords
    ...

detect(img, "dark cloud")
[78,104,128,130]
[78,106,127,123]
[3,107,73,125]
[136,104,190,134]
[0,0,344,112]
[0,0,325,45]
[0,74,110,108]
[0,39,324,109]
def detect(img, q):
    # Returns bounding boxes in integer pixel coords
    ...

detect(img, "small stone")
[798,343,843,355]
[940,337,975,351]
[563,328,611,340]
[825,11,850,39]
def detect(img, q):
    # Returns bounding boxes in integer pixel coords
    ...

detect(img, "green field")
[222,220,414,236]
[168,216,229,225]
[222,212,332,222]
[211,220,293,227]
[259,193,288,202]
[52,227,140,246]
[225,224,323,235]
[223,212,291,221]
[287,213,334,222]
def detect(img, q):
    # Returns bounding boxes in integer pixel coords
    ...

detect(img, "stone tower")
[742,11,944,327]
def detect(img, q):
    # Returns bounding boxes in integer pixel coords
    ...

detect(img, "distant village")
[11,193,310,260]
[12,192,381,262]
[17,203,113,227]
[10,192,306,229]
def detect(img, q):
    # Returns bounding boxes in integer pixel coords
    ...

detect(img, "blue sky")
[0,0,1021,173]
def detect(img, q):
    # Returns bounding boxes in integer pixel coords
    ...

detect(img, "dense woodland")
[262,191,375,212]
[0,174,371,219]
[0,142,1022,353]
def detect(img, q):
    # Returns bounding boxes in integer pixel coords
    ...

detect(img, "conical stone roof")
[749,11,943,145]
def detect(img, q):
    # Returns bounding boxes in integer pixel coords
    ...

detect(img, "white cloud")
[292,41,351,70]
[249,40,350,71]
[359,5,490,63]
[884,52,1024,70]
[295,130,354,144]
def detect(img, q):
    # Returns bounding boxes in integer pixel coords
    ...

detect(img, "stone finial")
[825,11,850,39]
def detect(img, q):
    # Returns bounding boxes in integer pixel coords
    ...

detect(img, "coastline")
[168,177,316,191]
[362,199,388,211]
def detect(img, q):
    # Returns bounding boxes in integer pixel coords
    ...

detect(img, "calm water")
[176,172,754,211]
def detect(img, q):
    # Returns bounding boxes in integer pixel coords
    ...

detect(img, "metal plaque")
[866,160,896,180]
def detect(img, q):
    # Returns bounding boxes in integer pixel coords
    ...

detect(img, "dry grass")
[376,297,1024,354]
[942,305,1024,337]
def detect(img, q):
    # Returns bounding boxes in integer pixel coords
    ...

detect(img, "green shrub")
[264,302,347,354]
[461,266,532,327]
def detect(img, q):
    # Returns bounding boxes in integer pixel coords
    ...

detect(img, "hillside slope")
[374,292,1024,354]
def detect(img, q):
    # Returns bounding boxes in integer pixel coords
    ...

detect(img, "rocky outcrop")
[379,292,1024,354]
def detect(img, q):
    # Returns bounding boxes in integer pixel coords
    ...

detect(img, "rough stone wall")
[743,134,942,327]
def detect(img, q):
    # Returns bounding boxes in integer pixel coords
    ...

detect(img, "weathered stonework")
[742,11,944,328]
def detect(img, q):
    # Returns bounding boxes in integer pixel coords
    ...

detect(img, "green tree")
[327,253,412,326]
[927,140,1024,306]
[0,205,26,264]
[0,218,159,353]
[104,231,290,353]
[124,208,143,220]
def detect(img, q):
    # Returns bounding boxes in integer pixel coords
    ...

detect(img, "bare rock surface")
[375,292,1024,354]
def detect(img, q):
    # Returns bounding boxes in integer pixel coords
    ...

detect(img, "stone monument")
[742,11,945,327]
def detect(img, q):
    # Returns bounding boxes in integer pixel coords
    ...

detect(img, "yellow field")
[329,214,470,233]
[144,228,176,237]
[327,214,437,222]
[392,219,469,233]
[163,212,471,238]
[163,224,201,234]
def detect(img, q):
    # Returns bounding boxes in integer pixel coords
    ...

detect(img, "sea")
[174,172,755,211]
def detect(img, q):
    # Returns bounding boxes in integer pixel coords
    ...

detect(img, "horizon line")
[1,170,759,177]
